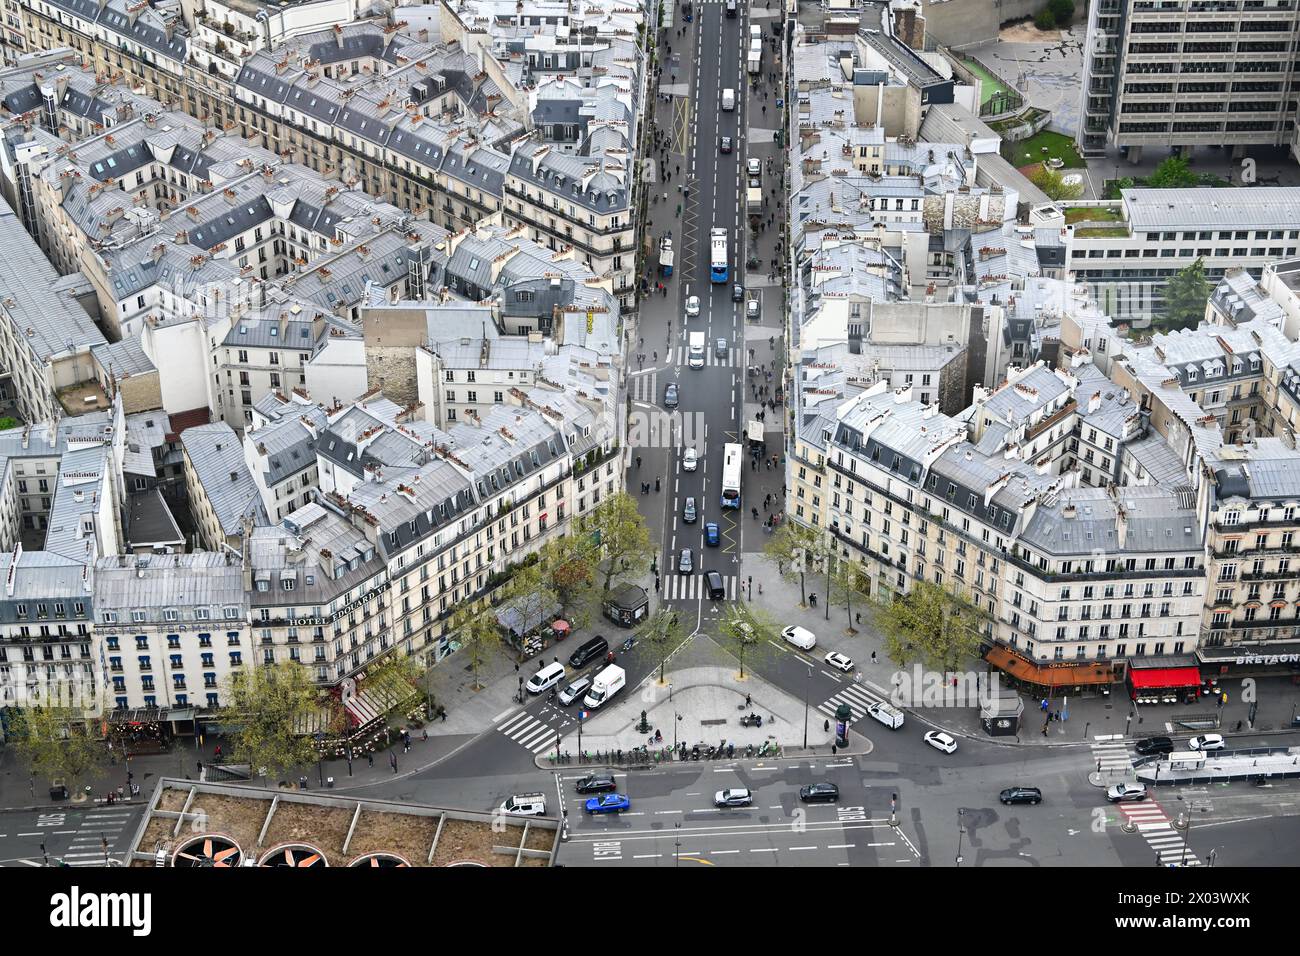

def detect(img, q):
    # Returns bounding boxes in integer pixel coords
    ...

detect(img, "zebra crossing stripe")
[497,711,533,733]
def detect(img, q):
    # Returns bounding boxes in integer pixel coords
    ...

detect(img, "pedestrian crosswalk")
[629,370,659,404]
[1116,801,1201,867]
[62,808,135,866]
[662,572,738,601]
[1090,736,1135,778]
[817,681,885,723]
[672,345,736,368]
[497,708,573,756]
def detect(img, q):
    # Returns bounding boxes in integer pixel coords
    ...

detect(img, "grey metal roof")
[93,553,247,616]
[181,422,266,537]
[1124,187,1300,232]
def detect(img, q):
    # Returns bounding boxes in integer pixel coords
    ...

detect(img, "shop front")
[1126,656,1203,706]
[983,644,1115,699]
[1198,642,1300,682]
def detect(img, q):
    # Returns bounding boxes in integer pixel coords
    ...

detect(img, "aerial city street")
[0,0,1295,897]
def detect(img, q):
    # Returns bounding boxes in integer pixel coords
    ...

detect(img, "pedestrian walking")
[390,752,398,772]
[367,752,374,767]
[870,651,877,664]
[855,611,861,624]
[824,719,830,733]
[831,745,837,756]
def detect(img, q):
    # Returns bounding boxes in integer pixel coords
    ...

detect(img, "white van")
[721,88,735,111]
[688,331,705,369]
[781,625,816,650]
[749,24,761,42]
[583,664,626,709]
[526,660,566,694]
[501,793,547,816]
[866,701,905,730]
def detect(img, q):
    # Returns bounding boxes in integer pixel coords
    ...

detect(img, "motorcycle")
[691,746,701,761]
[727,743,735,758]
[740,713,763,728]
[620,636,635,652]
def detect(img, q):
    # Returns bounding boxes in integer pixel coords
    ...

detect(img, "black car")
[1134,735,1174,756]
[999,786,1042,806]
[720,136,733,154]
[576,773,617,794]
[732,283,744,302]
[798,783,840,803]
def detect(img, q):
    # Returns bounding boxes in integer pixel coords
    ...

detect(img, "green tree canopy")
[7,707,105,791]
[538,534,597,625]
[452,605,502,691]
[872,579,984,671]
[1162,256,1211,332]
[585,491,653,594]
[1029,165,1083,200]
[643,607,687,685]
[1145,155,1200,189]
[717,604,773,679]
[221,662,327,781]
[764,520,826,606]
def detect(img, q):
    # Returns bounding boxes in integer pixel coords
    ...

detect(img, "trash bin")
[298,776,308,790]
[326,776,335,788]
[49,785,68,801]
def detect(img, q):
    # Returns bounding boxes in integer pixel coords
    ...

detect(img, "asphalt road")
[0,803,142,867]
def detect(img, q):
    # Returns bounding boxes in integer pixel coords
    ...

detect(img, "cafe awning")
[985,645,1114,687]
[1129,666,1202,690]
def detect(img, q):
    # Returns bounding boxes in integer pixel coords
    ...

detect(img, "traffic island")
[533,664,872,768]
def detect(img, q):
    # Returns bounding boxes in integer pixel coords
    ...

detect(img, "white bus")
[709,228,729,283]
[720,442,742,509]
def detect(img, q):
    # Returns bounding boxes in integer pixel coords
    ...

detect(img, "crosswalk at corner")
[1116,800,1201,867]
[671,345,737,368]
[817,680,885,723]
[62,808,135,866]
[497,708,573,756]
[1090,735,1135,777]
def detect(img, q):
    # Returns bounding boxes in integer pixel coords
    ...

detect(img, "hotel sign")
[287,581,391,627]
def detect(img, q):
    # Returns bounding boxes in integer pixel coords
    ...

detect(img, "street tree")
[643,607,687,685]
[1162,257,1210,332]
[829,558,871,635]
[452,606,502,692]
[503,560,560,642]
[1145,155,1199,189]
[361,650,424,721]
[221,662,324,782]
[717,604,773,679]
[7,706,106,792]
[872,580,984,671]
[764,520,825,606]
[538,535,597,625]
[585,491,654,594]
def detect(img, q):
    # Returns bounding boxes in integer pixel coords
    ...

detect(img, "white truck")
[747,39,761,75]
[688,331,706,369]
[583,664,626,709]
[866,701,905,729]
[746,177,762,215]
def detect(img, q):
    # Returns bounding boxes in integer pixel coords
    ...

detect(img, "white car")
[923,730,958,755]
[685,295,701,318]
[1188,733,1225,752]
[824,651,854,673]
[682,447,699,472]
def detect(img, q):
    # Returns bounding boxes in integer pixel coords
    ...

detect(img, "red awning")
[1129,666,1201,690]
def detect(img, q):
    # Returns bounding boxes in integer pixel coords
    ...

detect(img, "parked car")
[746,298,759,321]
[999,786,1042,806]
[685,295,701,318]
[1106,782,1149,803]
[781,625,816,650]
[798,782,840,803]
[704,522,720,547]
[682,447,699,472]
[824,651,853,673]
[1134,736,1174,756]
[557,676,592,707]
[923,730,958,754]
[682,496,697,523]
[714,788,752,808]
[747,158,761,177]
[678,548,694,574]
[575,773,617,794]
[1188,733,1225,752]
[664,382,679,408]
[585,793,631,814]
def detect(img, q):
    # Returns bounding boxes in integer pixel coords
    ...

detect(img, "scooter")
[621,636,636,652]
[740,713,763,728]
[727,743,735,758]
[691,746,701,761]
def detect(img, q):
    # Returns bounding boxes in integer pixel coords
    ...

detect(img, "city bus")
[720,442,742,509]
[710,228,729,283]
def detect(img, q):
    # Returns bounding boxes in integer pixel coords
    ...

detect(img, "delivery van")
[526,660,566,694]
[721,88,735,111]
[781,625,816,650]
[689,331,705,368]
[584,664,626,709]
[866,701,905,730]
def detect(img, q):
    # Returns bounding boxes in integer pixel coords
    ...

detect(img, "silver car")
[557,676,591,707]
[679,548,693,574]
[683,496,697,523]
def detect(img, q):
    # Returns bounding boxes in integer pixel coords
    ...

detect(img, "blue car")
[585,793,630,814]
[705,522,720,547]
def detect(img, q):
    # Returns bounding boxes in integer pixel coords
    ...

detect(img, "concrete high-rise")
[1079,0,1300,162]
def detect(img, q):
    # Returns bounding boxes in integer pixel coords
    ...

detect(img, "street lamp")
[674,822,681,868]
[955,808,966,866]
